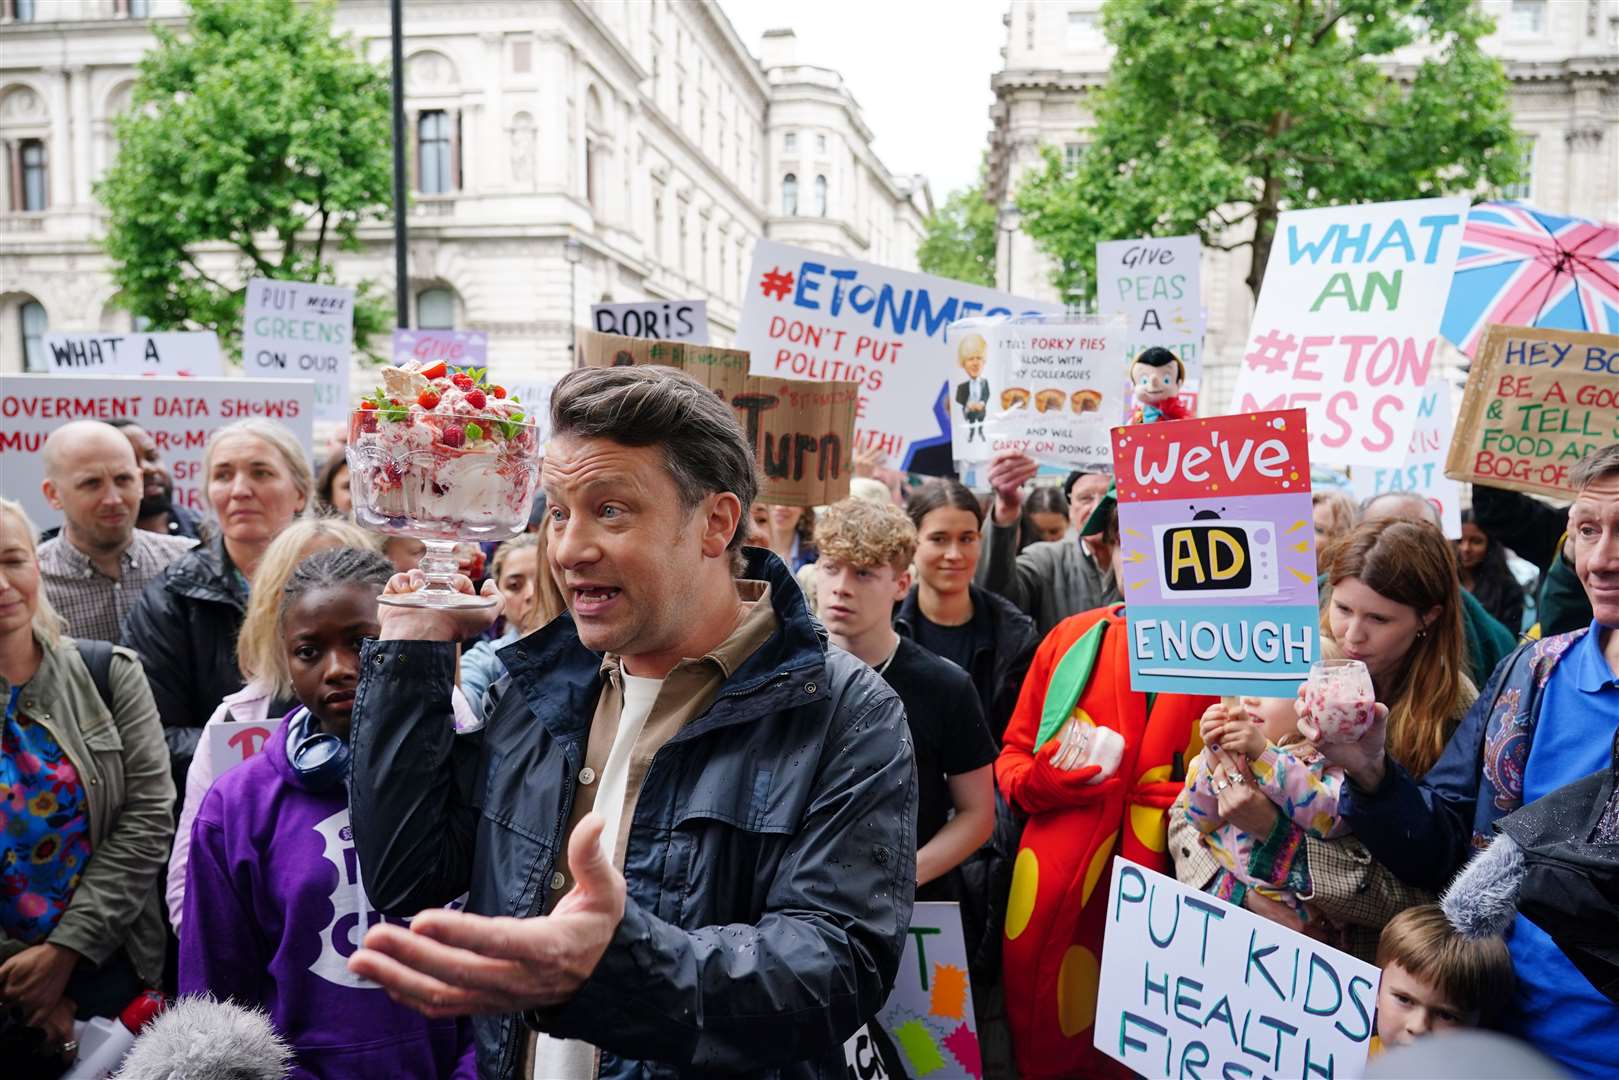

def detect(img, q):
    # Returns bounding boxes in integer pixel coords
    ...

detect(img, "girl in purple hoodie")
[180,547,473,1079]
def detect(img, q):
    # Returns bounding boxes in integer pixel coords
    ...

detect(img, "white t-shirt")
[533,672,665,1080]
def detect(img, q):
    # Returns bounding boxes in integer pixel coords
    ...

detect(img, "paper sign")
[1351,378,1463,538]
[966,318,1125,471]
[591,300,709,344]
[489,376,555,447]
[391,328,487,372]
[844,902,981,1079]
[1096,861,1380,1079]
[42,332,223,377]
[1446,324,1619,498]
[0,374,315,530]
[1112,409,1318,696]
[576,329,857,507]
[1231,197,1469,469]
[736,239,1060,473]
[207,719,275,778]
[1097,234,1205,389]
[241,277,354,423]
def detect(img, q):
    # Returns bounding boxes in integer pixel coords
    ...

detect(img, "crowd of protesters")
[2,379,1616,1079]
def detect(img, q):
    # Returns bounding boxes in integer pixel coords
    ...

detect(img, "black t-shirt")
[910,610,981,675]
[879,638,998,852]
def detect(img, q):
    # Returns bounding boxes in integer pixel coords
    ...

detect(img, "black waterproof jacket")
[893,582,1038,745]
[121,535,248,789]
[348,550,918,1079]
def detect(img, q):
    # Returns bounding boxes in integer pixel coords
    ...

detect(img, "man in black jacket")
[346,365,917,1080]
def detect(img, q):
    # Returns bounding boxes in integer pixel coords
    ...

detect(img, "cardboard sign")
[1231,198,1469,469]
[207,719,276,778]
[735,239,1060,472]
[1446,324,1619,498]
[1097,234,1205,389]
[1096,861,1380,1079]
[242,278,354,423]
[962,318,1124,471]
[1351,378,1462,538]
[0,374,315,529]
[591,300,709,344]
[1112,409,1318,697]
[576,329,856,507]
[42,332,223,377]
[843,902,980,1079]
[391,328,487,372]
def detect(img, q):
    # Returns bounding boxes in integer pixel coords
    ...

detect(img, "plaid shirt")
[37,529,199,645]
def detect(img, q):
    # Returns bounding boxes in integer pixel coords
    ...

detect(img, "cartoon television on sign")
[1152,508,1280,598]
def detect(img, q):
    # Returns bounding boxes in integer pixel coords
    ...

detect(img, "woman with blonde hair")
[0,498,173,1070]
[1311,487,1359,559]
[459,531,566,716]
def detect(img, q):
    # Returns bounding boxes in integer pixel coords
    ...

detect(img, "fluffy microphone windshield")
[114,995,292,1080]
[1440,833,1526,940]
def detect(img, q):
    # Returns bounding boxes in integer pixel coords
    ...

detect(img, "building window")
[1504,136,1535,200]
[679,215,689,274]
[7,0,37,22]
[814,175,827,216]
[115,0,151,15]
[417,287,455,329]
[512,39,532,73]
[417,110,454,194]
[700,229,709,286]
[1066,10,1099,45]
[1510,0,1546,34]
[782,173,798,216]
[1063,142,1085,171]
[20,300,47,372]
[653,196,664,259]
[784,132,797,154]
[19,139,47,211]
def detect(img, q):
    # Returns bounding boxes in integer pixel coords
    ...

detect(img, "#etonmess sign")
[1231,198,1468,469]
[1112,409,1319,697]
[1096,862,1380,1079]
[241,277,354,424]
[1097,234,1205,391]
[575,329,857,507]
[1446,324,1619,498]
[591,299,709,344]
[0,374,315,530]
[736,239,1059,472]
[1350,378,1462,538]
[42,332,223,377]
[391,328,488,372]
[967,319,1124,471]
[842,902,981,1080]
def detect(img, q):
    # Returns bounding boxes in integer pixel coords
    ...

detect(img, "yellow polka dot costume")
[996,604,1210,1078]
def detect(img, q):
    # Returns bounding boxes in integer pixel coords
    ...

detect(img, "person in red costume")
[997,490,1212,1078]
[1125,346,1192,425]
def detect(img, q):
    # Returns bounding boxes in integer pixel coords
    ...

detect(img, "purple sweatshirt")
[181,713,475,1080]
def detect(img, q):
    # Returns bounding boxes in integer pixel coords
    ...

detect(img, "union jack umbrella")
[1439,201,1619,357]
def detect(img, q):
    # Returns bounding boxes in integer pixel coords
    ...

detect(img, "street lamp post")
[564,237,583,364]
[389,0,409,328]
[999,202,1020,294]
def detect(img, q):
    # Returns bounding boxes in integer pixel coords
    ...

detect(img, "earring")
[1416,628,1428,640]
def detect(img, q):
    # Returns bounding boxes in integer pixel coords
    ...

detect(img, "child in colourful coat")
[180,547,473,1079]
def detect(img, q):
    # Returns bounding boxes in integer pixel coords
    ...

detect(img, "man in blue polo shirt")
[1318,444,1619,1077]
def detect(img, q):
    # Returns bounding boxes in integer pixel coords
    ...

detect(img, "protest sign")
[241,277,354,424]
[42,331,223,377]
[1351,378,1462,538]
[1097,234,1205,393]
[0,374,314,529]
[488,375,554,446]
[843,902,981,1080]
[1096,861,1380,1079]
[735,238,1059,473]
[207,719,276,778]
[961,317,1124,471]
[591,299,709,343]
[1446,324,1619,498]
[1112,409,1318,697]
[576,328,856,507]
[1231,197,1469,469]
[391,328,488,372]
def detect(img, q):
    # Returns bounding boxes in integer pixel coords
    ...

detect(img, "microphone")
[1440,833,1525,940]
[112,996,291,1080]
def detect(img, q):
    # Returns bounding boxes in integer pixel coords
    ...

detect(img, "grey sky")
[719,0,1009,201]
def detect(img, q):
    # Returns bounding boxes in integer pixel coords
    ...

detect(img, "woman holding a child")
[1169,519,1478,960]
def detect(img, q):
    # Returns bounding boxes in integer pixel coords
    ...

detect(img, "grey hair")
[1571,443,1619,492]
[113,995,292,1080]
[1360,489,1441,528]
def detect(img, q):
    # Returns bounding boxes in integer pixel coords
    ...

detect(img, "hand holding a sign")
[1300,692,1391,792]
[987,450,1040,526]
[377,570,502,643]
[1200,701,1265,759]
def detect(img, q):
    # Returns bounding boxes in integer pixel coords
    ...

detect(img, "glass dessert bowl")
[347,361,541,608]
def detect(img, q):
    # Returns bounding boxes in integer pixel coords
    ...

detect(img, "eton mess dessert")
[1301,659,1378,744]
[346,360,541,542]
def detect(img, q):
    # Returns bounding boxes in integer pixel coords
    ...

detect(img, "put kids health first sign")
[735,239,1059,472]
[1112,409,1319,697]
[1096,861,1380,1079]
[1231,197,1469,470]
[242,277,354,425]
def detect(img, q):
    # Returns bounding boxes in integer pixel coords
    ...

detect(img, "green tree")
[99,0,394,359]
[1017,0,1522,304]
[917,183,999,287]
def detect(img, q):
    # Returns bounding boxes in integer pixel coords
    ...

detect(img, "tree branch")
[312,202,331,268]
[1311,3,1345,46]
[181,254,228,292]
[234,232,278,279]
